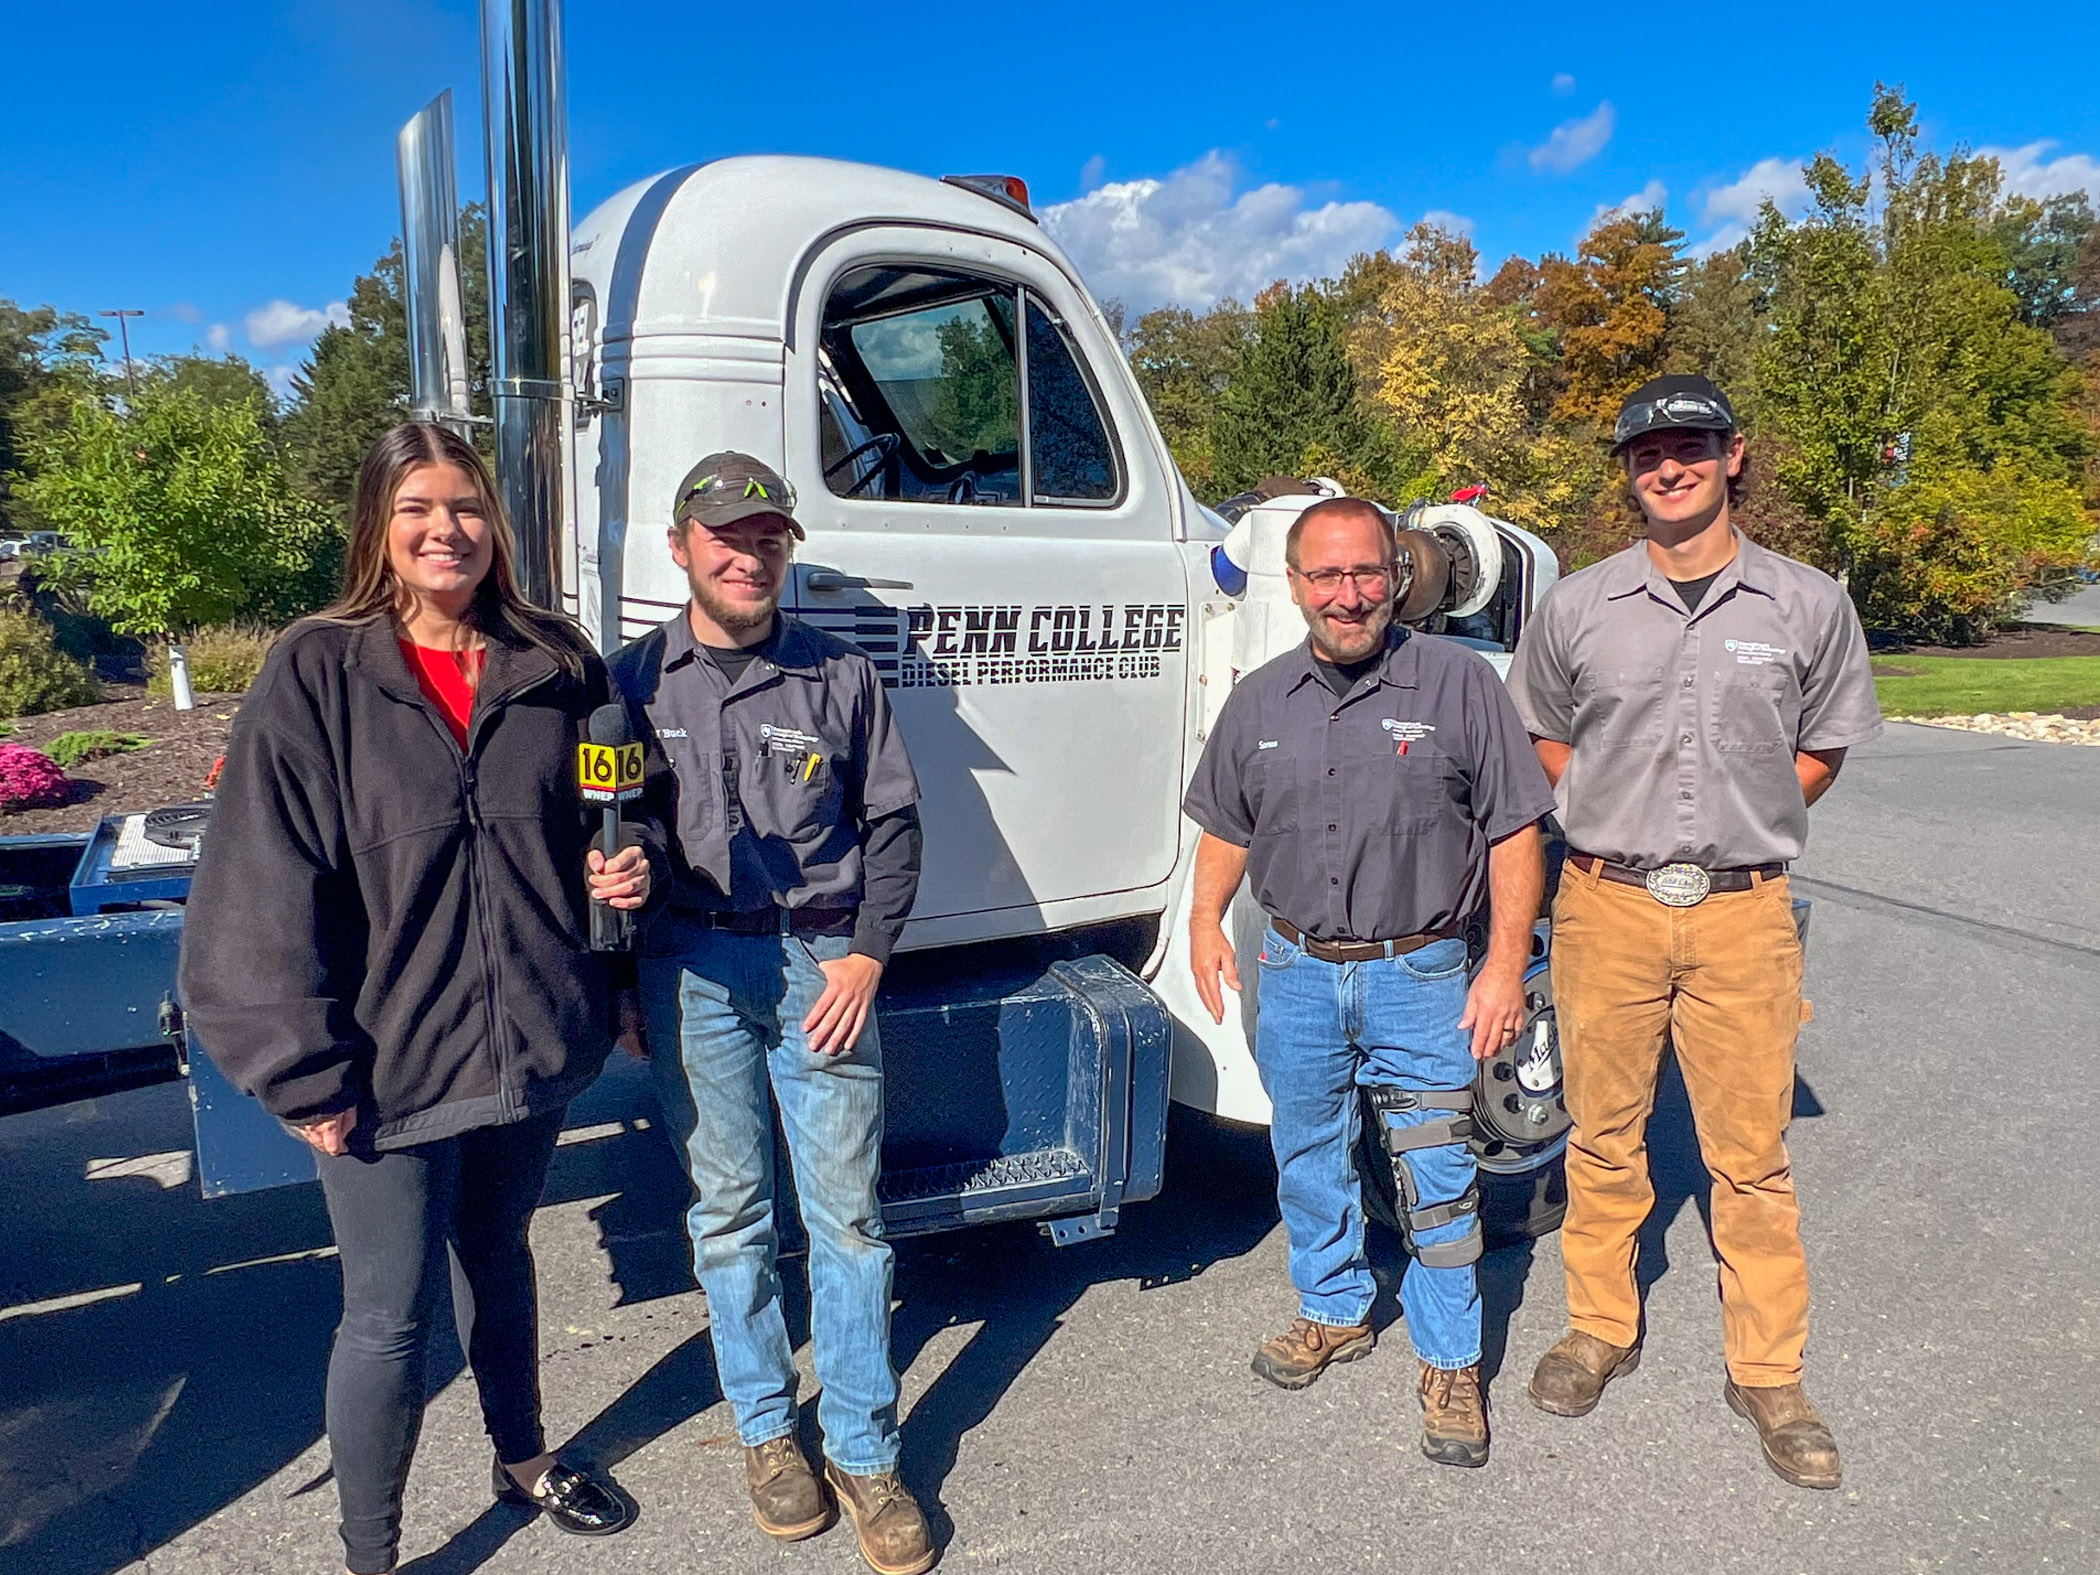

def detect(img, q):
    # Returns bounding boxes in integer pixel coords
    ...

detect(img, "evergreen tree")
[1208,282,1383,499]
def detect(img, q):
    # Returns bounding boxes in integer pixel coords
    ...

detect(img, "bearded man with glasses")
[1183,496,1556,1468]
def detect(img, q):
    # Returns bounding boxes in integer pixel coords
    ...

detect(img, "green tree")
[1750,85,2095,633]
[1665,246,1764,418]
[20,386,341,636]
[280,204,493,517]
[1208,280,1398,500]
[136,352,278,423]
[1125,300,1253,498]
[0,302,107,535]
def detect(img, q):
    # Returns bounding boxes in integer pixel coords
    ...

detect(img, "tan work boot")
[1528,1329,1642,1417]
[1725,1379,1842,1490]
[744,1436,831,1541]
[1250,1316,1376,1390]
[824,1461,936,1575]
[1418,1362,1490,1467]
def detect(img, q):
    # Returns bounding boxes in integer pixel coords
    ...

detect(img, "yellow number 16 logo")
[576,742,646,802]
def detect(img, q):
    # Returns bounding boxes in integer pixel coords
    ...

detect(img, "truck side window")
[822,266,1022,506]
[1025,298,1118,503]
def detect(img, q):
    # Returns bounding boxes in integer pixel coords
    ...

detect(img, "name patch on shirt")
[1725,639,1786,666]
[657,727,688,739]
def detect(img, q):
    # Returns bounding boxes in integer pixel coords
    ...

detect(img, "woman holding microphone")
[180,421,664,1575]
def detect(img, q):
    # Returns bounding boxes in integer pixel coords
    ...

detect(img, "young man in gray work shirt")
[1505,376,1881,1491]
[1184,497,1556,1468]
[610,453,933,1575]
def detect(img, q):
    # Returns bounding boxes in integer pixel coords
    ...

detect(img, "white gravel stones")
[1901,711,2100,744]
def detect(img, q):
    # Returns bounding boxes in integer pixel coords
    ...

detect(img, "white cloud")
[1039,151,1397,313]
[1530,102,1615,174]
[262,365,303,400]
[206,324,232,354]
[1079,154,1107,192]
[244,299,350,349]
[1591,179,1667,227]
[1702,156,1812,227]
[1420,209,1476,236]
[1979,140,2100,202]
[1551,72,1576,96]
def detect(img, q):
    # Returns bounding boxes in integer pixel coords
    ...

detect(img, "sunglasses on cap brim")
[1613,395,1733,450]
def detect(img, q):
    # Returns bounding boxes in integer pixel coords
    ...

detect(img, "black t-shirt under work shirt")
[1670,571,1723,616]
[1313,651,1382,698]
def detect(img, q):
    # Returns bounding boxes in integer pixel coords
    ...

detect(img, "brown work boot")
[744,1436,831,1541]
[1528,1329,1642,1417]
[1249,1316,1376,1390]
[1418,1362,1490,1468]
[1725,1380,1843,1490]
[824,1461,936,1575]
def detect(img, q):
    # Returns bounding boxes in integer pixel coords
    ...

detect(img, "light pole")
[99,309,144,400]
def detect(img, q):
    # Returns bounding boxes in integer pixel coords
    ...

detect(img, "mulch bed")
[2,685,240,836]
[1873,622,2100,660]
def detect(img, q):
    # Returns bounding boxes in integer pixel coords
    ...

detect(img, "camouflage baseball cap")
[672,452,805,538]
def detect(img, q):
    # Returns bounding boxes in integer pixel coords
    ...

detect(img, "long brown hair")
[314,421,588,679]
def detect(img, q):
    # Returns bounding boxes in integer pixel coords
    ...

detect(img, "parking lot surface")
[2,722,2094,1575]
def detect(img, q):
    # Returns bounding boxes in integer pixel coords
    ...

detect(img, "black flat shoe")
[492,1455,636,1537]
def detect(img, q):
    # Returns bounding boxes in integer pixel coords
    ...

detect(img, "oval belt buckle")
[1644,862,1712,907]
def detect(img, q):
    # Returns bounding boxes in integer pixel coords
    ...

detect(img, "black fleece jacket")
[177,616,671,1150]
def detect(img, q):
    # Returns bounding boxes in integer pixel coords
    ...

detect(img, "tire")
[1355,1121,1566,1251]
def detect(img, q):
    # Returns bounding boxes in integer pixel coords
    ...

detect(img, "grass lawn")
[1871,655,2100,716]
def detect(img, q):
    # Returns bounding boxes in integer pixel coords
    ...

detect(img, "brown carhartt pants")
[1549,860,1811,1386]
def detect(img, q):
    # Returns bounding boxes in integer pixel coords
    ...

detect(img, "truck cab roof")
[571,156,1077,346]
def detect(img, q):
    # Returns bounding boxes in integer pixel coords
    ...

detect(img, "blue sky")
[9,1,2099,393]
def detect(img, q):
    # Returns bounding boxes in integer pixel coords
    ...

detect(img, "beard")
[1306,598,1393,663]
[690,572,780,636]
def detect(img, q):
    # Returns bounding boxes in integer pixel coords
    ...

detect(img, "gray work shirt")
[609,614,920,912]
[1504,534,1882,870]
[1183,630,1557,941]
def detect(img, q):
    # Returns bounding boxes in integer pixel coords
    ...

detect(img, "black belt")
[1268,915,1460,964]
[1568,853,1783,904]
[684,905,855,937]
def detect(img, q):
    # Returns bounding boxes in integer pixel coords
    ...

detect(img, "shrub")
[1850,464,2094,644]
[44,730,150,769]
[147,623,274,697]
[0,603,103,719]
[0,743,72,811]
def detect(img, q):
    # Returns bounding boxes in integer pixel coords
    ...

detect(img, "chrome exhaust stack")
[396,91,475,435]
[479,0,572,610]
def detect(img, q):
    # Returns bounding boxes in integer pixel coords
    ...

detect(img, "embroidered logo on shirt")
[758,723,824,757]
[1382,719,1436,756]
[1724,639,1786,666]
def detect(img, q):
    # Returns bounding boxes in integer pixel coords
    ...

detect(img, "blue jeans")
[640,919,899,1472]
[1252,926,1482,1369]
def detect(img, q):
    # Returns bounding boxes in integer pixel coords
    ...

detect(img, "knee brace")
[1365,1086,1483,1269]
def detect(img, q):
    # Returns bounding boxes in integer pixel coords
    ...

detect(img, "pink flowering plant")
[0,743,72,812]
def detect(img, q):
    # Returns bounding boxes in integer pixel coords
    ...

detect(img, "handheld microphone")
[578,702,645,952]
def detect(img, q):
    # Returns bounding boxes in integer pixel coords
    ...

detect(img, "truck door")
[784,229,1188,940]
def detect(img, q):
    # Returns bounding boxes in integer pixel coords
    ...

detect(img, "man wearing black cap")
[611,453,934,1575]
[1505,377,1881,1491]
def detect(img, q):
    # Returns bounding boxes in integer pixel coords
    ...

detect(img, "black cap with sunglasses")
[672,452,806,539]
[1611,374,1737,453]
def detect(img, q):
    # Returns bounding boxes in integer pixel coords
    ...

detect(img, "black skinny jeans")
[316,1108,565,1575]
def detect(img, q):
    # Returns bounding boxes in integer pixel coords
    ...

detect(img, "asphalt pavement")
[1,721,2094,1575]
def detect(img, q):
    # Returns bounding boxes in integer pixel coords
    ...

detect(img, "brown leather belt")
[1568,853,1783,895]
[1268,915,1459,964]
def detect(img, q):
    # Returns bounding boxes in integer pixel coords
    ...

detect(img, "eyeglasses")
[680,472,799,514]
[1291,566,1393,593]
[1613,394,1733,449]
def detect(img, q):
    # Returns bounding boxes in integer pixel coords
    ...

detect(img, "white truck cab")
[564,156,1564,1145]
